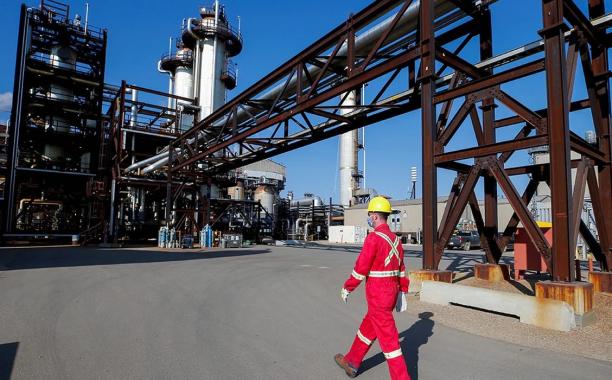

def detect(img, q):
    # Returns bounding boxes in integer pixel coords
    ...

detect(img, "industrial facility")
[1,0,346,246]
[1,0,612,377]
[1,0,611,291]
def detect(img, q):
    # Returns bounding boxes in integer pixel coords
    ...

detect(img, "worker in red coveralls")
[334,196,410,379]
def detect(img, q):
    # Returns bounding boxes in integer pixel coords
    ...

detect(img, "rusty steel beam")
[438,98,473,146]
[541,0,574,281]
[587,165,612,269]
[479,8,502,265]
[435,165,481,261]
[588,0,612,269]
[563,0,607,48]
[434,135,548,164]
[438,176,462,236]
[579,221,606,269]
[421,0,438,270]
[497,178,540,253]
[489,158,552,268]
[433,59,545,104]
[571,159,589,253]
[493,99,590,128]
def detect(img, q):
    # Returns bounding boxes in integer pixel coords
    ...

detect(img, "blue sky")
[0,0,609,203]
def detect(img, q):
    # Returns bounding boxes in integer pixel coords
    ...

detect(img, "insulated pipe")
[132,0,475,174]
[130,89,138,127]
[157,60,175,111]
[339,91,359,207]
[124,148,180,173]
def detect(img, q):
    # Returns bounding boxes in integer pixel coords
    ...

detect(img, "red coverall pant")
[344,277,410,380]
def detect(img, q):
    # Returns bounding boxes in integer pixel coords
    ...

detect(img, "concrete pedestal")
[535,281,595,327]
[588,271,611,293]
[474,263,510,282]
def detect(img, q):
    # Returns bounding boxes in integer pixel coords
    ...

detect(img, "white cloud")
[0,92,12,112]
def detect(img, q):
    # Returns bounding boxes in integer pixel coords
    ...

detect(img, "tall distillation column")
[159,44,195,132]
[183,2,241,199]
[183,1,241,120]
[338,91,359,207]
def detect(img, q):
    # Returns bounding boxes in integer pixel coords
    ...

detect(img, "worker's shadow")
[359,312,434,380]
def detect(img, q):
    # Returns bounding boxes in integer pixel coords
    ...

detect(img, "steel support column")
[420,0,438,270]
[541,0,573,281]
[588,0,612,269]
[479,8,502,263]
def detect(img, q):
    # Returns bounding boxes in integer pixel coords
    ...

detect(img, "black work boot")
[334,353,357,378]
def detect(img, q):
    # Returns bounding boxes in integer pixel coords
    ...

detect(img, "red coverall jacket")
[343,224,409,294]
[342,223,411,380]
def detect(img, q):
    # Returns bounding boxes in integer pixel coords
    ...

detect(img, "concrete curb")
[420,281,576,332]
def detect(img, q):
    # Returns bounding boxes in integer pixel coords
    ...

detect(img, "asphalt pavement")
[0,245,610,379]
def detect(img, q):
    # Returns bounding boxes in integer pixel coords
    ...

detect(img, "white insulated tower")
[182,1,241,121]
[339,91,360,207]
[158,2,241,130]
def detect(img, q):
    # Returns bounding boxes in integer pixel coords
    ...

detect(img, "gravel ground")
[420,277,612,361]
[408,273,612,362]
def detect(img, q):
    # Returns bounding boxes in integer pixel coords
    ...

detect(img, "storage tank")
[254,185,275,216]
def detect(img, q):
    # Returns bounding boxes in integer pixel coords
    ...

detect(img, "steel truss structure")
[103,82,199,241]
[164,0,610,280]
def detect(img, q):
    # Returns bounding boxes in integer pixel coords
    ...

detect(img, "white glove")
[395,292,407,313]
[340,288,350,303]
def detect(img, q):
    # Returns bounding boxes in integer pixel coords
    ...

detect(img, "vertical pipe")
[209,0,220,118]
[130,89,138,128]
[328,197,332,230]
[84,3,89,34]
[420,0,438,270]
[165,146,174,226]
[109,179,116,238]
[362,83,367,191]
[541,0,573,281]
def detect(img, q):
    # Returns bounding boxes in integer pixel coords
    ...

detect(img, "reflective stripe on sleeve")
[399,271,406,277]
[357,330,372,346]
[368,270,400,278]
[384,348,403,359]
[351,270,366,281]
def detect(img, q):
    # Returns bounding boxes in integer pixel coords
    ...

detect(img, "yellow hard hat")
[368,196,392,214]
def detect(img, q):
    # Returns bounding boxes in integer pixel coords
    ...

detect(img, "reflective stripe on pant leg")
[357,329,373,346]
[344,313,376,370]
[384,348,403,359]
[368,307,410,380]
